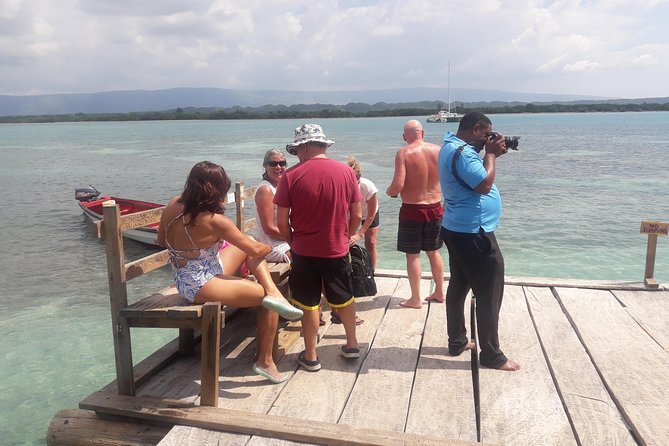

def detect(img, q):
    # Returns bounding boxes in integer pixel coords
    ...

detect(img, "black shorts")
[362,211,380,229]
[288,252,355,310]
[397,218,444,254]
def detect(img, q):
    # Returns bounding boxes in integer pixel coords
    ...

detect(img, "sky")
[2,0,668,99]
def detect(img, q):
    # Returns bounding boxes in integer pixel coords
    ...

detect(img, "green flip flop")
[262,296,303,321]
[252,363,288,384]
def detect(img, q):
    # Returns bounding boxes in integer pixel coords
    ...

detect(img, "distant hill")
[0,87,648,117]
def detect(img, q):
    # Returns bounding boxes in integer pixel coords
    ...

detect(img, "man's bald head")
[403,119,424,143]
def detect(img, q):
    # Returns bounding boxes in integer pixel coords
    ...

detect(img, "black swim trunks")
[397,202,444,254]
[288,252,355,310]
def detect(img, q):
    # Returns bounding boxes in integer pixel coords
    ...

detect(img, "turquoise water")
[0,113,668,445]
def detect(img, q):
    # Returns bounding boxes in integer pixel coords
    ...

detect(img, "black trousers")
[441,227,507,368]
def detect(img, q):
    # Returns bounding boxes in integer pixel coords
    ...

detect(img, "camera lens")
[504,136,520,150]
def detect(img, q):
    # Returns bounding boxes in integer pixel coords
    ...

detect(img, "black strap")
[451,143,473,190]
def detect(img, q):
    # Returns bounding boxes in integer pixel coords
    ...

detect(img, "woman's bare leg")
[255,306,284,380]
[195,278,284,381]
[364,226,379,271]
[246,256,283,298]
[220,242,284,299]
[193,275,264,306]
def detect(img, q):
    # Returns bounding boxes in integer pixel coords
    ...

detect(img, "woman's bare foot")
[497,359,521,371]
[399,298,422,309]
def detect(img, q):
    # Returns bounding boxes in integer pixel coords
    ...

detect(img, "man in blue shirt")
[438,112,520,371]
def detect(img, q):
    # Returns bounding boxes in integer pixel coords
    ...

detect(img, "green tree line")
[1,101,668,124]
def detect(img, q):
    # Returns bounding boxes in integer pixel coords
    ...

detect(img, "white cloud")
[563,60,601,72]
[1,0,668,98]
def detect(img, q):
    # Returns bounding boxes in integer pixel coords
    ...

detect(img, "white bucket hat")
[286,124,335,155]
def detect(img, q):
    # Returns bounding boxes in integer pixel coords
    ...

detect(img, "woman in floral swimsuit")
[158,161,302,384]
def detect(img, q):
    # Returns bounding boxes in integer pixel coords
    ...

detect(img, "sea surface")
[1,113,668,445]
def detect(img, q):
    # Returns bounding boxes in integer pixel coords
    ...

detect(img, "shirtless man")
[386,120,445,309]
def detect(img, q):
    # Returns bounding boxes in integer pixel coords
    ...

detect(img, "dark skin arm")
[473,135,507,194]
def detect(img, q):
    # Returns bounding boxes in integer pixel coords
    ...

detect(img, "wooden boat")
[75,186,163,246]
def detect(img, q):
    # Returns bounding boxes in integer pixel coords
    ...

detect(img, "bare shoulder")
[209,212,233,226]
[167,195,181,206]
[255,184,274,201]
[162,196,182,219]
[395,146,409,157]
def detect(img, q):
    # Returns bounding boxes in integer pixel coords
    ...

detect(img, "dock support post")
[200,302,221,407]
[640,221,667,289]
[644,234,659,289]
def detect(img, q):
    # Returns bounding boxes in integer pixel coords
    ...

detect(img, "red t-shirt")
[274,157,362,258]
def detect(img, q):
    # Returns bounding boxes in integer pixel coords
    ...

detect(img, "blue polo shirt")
[438,132,501,233]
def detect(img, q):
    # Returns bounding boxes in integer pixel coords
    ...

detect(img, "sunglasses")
[267,160,288,167]
[267,160,287,167]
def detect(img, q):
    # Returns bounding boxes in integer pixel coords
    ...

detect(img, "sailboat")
[427,63,463,123]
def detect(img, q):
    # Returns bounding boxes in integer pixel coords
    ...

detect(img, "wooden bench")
[98,182,290,408]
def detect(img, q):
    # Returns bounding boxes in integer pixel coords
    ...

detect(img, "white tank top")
[254,180,290,252]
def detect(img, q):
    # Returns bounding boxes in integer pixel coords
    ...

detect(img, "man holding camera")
[438,112,520,371]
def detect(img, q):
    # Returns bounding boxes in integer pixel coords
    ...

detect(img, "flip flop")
[252,363,288,384]
[262,296,303,321]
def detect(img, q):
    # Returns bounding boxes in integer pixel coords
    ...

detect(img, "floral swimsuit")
[165,213,224,303]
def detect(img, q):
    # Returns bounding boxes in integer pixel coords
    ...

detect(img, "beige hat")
[286,124,335,155]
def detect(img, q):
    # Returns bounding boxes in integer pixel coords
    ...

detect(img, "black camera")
[487,132,520,150]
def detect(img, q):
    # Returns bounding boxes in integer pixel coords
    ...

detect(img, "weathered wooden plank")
[176,277,400,446]
[80,391,479,446]
[505,276,648,291]
[556,287,669,445]
[339,279,430,432]
[611,289,669,353]
[199,302,221,407]
[103,202,135,396]
[244,278,399,446]
[138,308,259,404]
[525,286,636,445]
[158,425,239,446]
[372,270,650,291]
[124,318,203,329]
[116,207,164,232]
[406,290,478,441]
[48,409,170,446]
[268,262,291,282]
[125,249,169,281]
[122,287,182,311]
[478,285,575,445]
[155,305,315,446]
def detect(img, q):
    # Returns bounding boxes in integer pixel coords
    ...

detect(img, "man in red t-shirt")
[275,124,362,371]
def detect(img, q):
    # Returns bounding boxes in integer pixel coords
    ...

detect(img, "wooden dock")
[48,271,668,445]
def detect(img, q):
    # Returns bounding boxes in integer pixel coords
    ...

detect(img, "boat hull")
[426,111,462,123]
[78,196,163,247]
